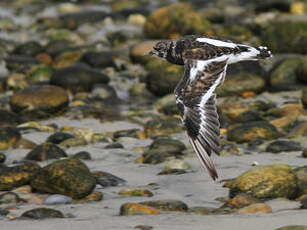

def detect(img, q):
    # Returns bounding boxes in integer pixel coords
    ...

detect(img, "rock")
[119,189,153,197]
[237,203,272,214]
[158,168,187,175]
[0,127,21,150]
[224,164,297,199]
[0,153,5,163]
[227,121,281,143]
[10,85,69,117]
[83,191,103,202]
[43,194,72,205]
[303,149,307,158]
[130,40,158,64]
[59,137,87,148]
[45,39,72,57]
[164,159,191,170]
[0,110,23,127]
[139,200,188,212]
[293,166,307,196]
[134,225,153,230]
[53,51,82,68]
[275,226,307,230]
[120,202,161,216]
[91,84,119,102]
[296,57,307,83]
[50,64,109,93]
[261,16,307,54]
[0,192,24,204]
[188,206,215,215]
[142,152,166,164]
[30,159,96,199]
[7,73,28,89]
[145,58,183,97]
[226,193,262,209]
[12,41,43,57]
[25,142,67,161]
[93,171,126,188]
[149,138,186,157]
[81,51,116,69]
[5,55,41,73]
[270,58,303,91]
[129,83,154,99]
[144,117,183,137]
[0,161,40,191]
[113,129,143,140]
[104,142,124,149]
[266,140,303,153]
[46,132,75,144]
[301,196,307,209]
[217,73,265,96]
[265,198,301,212]
[21,208,64,219]
[27,65,54,83]
[144,3,210,39]
[302,87,307,108]
[72,151,91,160]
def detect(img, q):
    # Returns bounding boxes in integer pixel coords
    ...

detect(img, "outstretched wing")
[174,57,228,180]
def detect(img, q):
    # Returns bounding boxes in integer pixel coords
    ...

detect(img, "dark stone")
[113,129,141,139]
[303,149,307,158]
[139,200,188,211]
[266,140,303,153]
[21,208,64,219]
[4,55,41,73]
[0,127,21,150]
[25,142,67,161]
[44,39,71,57]
[0,153,5,163]
[46,132,75,144]
[93,171,126,188]
[30,159,96,199]
[0,110,23,127]
[50,64,110,93]
[296,58,307,83]
[158,168,187,175]
[149,138,186,156]
[0,208,9,216]
[0,161,40,191]
[72,151,91,160]
[12,41,43,57]
[143,152,166,164]
[91,84,119,103]
[303,87,307,109]
[293,166,307,197]
[231,111,263,123]
[104,142,124,149]
[81,51,116,68]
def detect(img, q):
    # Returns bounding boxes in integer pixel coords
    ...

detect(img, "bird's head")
[143,40,171,59]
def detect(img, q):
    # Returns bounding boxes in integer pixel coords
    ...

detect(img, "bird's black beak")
[143,50,154,56]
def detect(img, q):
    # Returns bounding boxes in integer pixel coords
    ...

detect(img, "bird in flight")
[144,35,272,180]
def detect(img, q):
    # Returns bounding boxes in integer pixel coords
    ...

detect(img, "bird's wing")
[174,57,228,180]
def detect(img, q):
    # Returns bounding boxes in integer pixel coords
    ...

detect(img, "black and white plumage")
[144,35,272,180]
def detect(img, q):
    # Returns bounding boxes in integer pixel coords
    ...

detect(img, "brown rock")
[120,202,161,216]
[237,203,272,214]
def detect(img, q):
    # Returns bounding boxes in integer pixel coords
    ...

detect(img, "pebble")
[25,142,67,161]
[164,159,191,170]
[43,194,73,205]
[237,203,272,214]
[119,189,153,197]
[0,153,6,163]
[139,200,188,212]
[120,202,160,216]
[266,140,303,153]
[104,142,124,149]
[72,151,92,160]
[21,208,64,219]
[93,171,126,188]
[0,127,21,150]
[46,132,75,144]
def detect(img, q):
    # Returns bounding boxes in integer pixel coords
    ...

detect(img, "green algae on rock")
[25,142,68,161]
[30,159,96,199]
[144,3,210,39]
[227,121,281,143]
[224,164,298,199]
[0,161,40,191]
[120,202,161,216]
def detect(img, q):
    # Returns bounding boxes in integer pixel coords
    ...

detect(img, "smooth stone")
[25,142,67,161]
[4,55,41,73]
[266,140,303,153]
[227,121,281,143]
[59,137,87,149]
[83,191,103,202]
[10,85,69,116]
[0,161,40,191]
[71,151,91,160]
[21,208,64,219]
[104,142,124,149]
[12,41,43,56]
[139,200,188,211]
[53,51,82,68]
[158,168,187,175]
[91,84,119,103]
[237,203,272,214]
[149,138,186,157]
[0,153,5,163]
[224,164,297,199]
[93,171,126,188]
[113,129,142,139]
[43,194,73,205]
[144,117,183,137]
[0,192,23,204]
[164,159,191,170]
[81,51,116,68]
[142,152,166,164]
[120,202,161,216]
[118,189,153,197]
[188,206,216,215]
[50,64,109,93]
[46,132,75,144]
[265,198,301,212]
[30,159,96,199]
[0,127,21,150]
[16,138,37,149]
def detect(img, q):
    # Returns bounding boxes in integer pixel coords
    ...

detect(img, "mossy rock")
[30,159,96,199]
[261,17,307,54]
[27,65,54,83]
[25,142,67,161]
[302,87,307,109]
[139,200,188,211]
[0,127,21,150]
[144,3,210,39]
[224,164,298,199]
[145,59,182,97]
[227,121,281,143]
[0,161,40,191]
[270,58,303,91]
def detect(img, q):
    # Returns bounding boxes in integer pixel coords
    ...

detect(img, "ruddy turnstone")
[144,35,272,180]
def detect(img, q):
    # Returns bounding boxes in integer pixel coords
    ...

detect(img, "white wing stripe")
[196,37,237,48]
